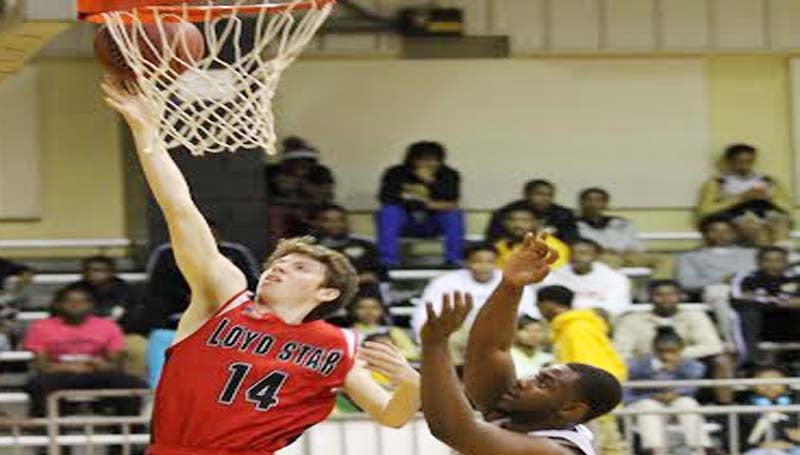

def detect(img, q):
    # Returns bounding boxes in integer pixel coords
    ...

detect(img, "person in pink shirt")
[23,283,147,417]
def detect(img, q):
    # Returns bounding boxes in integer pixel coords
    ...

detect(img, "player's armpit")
[433,419,575,455]
[342,361,419,428]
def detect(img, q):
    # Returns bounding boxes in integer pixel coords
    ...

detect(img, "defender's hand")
[502,233,559,287]
[421,292,474,345]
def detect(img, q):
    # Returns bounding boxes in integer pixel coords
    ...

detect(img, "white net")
[99,0,334,155]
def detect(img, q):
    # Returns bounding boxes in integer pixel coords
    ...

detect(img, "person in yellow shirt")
[494,206,569,270]
[537,284,627,455]
[348,290,419,362]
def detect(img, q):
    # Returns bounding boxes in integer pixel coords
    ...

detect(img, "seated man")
[614,280,733,403]
[309,204,387,293]
[264,136,335,250]
[697,144,792,247]
[23,284,148,417]
[486,179,579,244]
[0,257,34,310]
[70,255,147,377]
[544,238,632,317]
[411,243,538,365]
[677,216,756,299]
[576,187,674,279]
[376,141,464,267]
[624,327,713,454]
[731,246,800,364]
[494,206,569,270]
[420,235,622,455]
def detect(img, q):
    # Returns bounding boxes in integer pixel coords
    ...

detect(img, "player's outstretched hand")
[360,341,418,386]
[100,76,162,134]
[420,292,474,345]
[502,232,559,287]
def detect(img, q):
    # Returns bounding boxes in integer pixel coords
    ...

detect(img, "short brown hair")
[265,236,359,322]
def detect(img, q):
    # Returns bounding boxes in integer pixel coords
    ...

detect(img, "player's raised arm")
[421,292,570,455]
[101,79,246,316]
[464,233,557,412]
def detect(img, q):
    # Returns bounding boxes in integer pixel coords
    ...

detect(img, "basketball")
[94,22,205,79]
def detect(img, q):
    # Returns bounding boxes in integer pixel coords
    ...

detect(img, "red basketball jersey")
[150,290,358,455]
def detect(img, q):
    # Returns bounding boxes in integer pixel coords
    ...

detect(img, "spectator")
[411,243,537,364]
[510,316,553,378]
[731,246,800,364]
[543,238,632,317]
[739,366,800,455]
[677,216,757,298]
[615,279,734,403]
[309,204,387,292]
[0,257,34,309]
[348,290,418,361]
[23,284,147,417]
[376,141,464,267]
[485,179,579,244]
[625,327,713,454]
[697,144,792,248]
[265,136,335,250]
[493,206,569,270]
[536,284,626,455]
[145,221,260,330]
[577,187,675,279]
[70,256,148,378]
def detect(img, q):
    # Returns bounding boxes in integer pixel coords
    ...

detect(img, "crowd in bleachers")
[1,138,800,454]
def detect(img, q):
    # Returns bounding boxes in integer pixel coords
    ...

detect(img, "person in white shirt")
[411,244,538,364]
[543,238,632,317]
[510,316,554,378]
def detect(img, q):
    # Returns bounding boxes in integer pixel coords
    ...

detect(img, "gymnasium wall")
[0,54,793,255]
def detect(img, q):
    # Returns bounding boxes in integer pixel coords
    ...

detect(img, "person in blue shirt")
[625,326,714,455]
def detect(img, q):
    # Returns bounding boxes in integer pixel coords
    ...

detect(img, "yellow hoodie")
[550,309,627,382]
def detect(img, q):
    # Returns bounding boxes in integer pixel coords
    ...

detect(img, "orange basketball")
[94,21,205,79]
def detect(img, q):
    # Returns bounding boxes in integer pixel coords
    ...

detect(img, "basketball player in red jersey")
[101,79,421,455]
[420,235,622,455]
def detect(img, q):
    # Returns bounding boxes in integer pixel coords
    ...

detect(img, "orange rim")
[80,0,336,24]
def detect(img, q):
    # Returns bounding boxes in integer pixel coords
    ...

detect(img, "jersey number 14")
[218,362,289,411]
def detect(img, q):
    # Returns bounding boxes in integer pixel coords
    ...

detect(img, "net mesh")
[98,1,334,155]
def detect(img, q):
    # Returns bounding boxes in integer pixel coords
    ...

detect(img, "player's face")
[703,222,737,246]
[728,152,755,175]
[497,365,582,422]
[526,185,554,211]
[316,209,349,237]
[466,250,497,283]
[580,192,608,216]
[505,211,537,240]
[651,285,680,317]
[353,297,384,326]
[515,321,545,348]
[259,253,333,304]
[759,251,788,277]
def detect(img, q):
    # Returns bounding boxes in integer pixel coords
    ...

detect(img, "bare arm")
[102,80,246,327]
[421,294,570,455]
[343,341,420,428]
[464,234,557,412]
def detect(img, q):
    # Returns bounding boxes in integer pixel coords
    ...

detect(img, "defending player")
[101,79,420,455]
[420,234,622,455]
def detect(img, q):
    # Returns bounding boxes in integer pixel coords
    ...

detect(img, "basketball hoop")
[82,1,335,155]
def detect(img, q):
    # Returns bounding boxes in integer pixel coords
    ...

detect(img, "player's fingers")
[544,246,560,265]
[103,97,125,112]
[522,232,536,250]
[362,362,395,379]
[363,340,402,357]
[360,344,403,364]
[441,293,453,319]
[361,356,400,375]
[425,302,437,323]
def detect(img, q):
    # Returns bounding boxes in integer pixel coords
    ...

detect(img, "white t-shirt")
[542,262,632,316]
[411,269,539,337]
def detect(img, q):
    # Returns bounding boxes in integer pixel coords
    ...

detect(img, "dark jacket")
[485,199,579,243]
[378,164,460,209]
